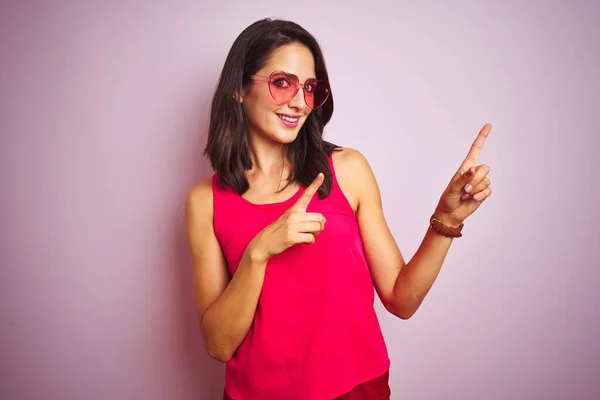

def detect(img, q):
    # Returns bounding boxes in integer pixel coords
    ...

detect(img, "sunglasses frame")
[250,70,331,110]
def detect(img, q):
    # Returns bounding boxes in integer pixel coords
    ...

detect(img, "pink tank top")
[212,154,390,400]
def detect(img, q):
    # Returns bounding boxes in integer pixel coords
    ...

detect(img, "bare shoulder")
[185,176,214,221]
[331,147,372,171]
[331,147,378,212]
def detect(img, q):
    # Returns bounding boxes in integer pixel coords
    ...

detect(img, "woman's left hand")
[434,123,493,227]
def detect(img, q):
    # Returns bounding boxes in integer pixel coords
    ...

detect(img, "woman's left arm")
[337,124,493,319]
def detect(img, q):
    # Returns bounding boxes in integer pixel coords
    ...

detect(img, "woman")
[185,18,492,400]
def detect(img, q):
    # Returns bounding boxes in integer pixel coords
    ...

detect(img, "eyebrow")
[276,70,318,81]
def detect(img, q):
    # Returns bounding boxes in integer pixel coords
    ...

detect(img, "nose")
[287,87,307,111]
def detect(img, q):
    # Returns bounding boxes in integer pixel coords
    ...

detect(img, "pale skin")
[185,43,492,362]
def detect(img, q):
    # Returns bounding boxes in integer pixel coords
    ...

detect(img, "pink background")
[1,1,598,399]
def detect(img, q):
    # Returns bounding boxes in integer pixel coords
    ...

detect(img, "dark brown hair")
[204,18,338,199]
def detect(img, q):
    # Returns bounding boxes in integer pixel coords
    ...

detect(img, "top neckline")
[239,184,308,209]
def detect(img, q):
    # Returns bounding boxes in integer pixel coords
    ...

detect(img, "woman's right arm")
[184,178,267,362]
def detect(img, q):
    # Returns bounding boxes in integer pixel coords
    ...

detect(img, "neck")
[247,134,291,180]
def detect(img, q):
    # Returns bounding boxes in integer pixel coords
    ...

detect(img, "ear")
[233,91,243,103]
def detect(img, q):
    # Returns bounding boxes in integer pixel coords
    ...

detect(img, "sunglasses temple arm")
[250,75,271,82]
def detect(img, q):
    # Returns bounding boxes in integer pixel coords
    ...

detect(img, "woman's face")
[243,43,316,145]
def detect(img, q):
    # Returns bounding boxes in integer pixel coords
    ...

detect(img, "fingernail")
[473,193,482,201]
[465,184,473,193]
[461,193,471,201]
[467,168,474,176]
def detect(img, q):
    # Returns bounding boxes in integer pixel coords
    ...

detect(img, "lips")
[276,113,300,123]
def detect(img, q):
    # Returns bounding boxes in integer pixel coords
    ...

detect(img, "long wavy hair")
[204,18,338,199]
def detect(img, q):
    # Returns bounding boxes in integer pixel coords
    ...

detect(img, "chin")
[268,125,304,144]
[277,130,301,144]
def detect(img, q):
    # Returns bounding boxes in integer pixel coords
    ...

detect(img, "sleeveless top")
[212,153,390,400]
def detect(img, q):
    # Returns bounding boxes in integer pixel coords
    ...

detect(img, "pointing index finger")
[292,173,324,211]
[461,123,492,169]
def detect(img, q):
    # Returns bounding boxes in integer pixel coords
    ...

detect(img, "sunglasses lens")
[269,73,298,104]
[305,80,330,109]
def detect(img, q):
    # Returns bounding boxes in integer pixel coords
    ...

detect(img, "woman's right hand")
[247,173,327,263]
